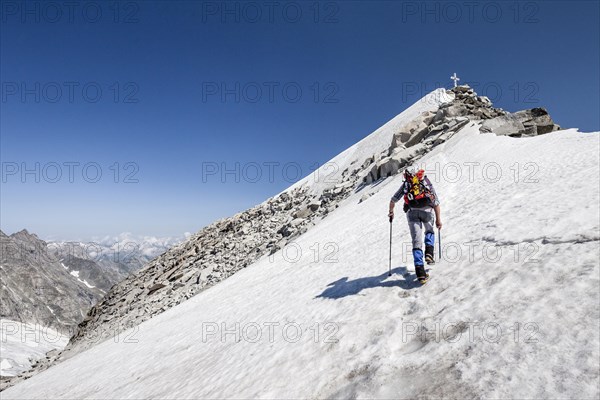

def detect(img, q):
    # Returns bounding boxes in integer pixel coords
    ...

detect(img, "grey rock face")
[480,107,560,137]
[514,107,561,135]
[480,115,527,136]
[59,257,117,293]
[0,230,104,334]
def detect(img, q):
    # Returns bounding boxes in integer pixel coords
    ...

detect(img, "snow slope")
[4,124,599,398]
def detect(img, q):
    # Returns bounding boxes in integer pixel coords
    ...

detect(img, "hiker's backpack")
[403,169,436,209]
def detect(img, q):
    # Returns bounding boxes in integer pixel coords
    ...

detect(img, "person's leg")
[422,209,436,264]
[407,210,426,278]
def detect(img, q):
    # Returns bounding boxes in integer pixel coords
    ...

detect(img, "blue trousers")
[407,208,435,266]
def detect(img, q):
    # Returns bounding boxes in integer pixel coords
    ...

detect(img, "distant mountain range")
[1,229,183,334]
[0,229,183,376]
[49,233,186,287]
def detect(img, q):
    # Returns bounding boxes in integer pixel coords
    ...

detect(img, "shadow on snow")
[315,266,420,299]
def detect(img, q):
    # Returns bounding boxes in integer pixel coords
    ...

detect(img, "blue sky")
[1,0,599,240]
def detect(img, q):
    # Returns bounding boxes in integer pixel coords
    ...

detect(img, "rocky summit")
[363,85,560,184]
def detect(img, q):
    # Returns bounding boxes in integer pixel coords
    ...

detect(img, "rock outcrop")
[437,85,560,137]
[481,107,561,137]
[363,85,562,184]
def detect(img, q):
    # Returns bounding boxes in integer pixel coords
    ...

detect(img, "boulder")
[442,104,469,118]
[377,156,402,178]
[293,207,313,219]
[481,108,560,137]
[403,143,427,160]
[167,272,184,282]
[512,108,560,135]
[279,193,290,202]
[393,118,429,148]
[479,96,492,106]
[147,283,166,295]
[307,201,321,211]
[389,133,407,154]
[403,126,431,148]
[453,84,471,93]
[363,163,379,184]
[421,110,436,125]
[361,156,374,170]
[432,109,446,124]
[480,115,526,136]
[430,123,468,145]
[366,143,428,183]
[290,218,305,227]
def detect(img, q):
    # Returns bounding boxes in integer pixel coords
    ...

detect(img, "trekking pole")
[388,217,393,276]
[438,228,442,261]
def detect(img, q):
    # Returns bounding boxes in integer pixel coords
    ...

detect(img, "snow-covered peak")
[288,88,454,193]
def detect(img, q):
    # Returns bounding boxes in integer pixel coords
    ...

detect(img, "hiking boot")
[425,245,435,264]
[415,265,428,279]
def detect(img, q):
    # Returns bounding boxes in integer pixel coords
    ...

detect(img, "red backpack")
[403,169,436,208]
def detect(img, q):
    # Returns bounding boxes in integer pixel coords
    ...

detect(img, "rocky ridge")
[363,85,560,184]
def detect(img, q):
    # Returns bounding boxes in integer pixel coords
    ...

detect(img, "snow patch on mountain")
[67,270,95,289]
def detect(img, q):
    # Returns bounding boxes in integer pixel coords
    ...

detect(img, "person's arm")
[425,176,442,229]
[433,204,442,229]
[388,182,406,221]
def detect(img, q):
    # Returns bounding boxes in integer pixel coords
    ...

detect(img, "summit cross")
[451,73,460,87]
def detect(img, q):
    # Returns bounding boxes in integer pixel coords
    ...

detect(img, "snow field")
[4,101,598,399]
